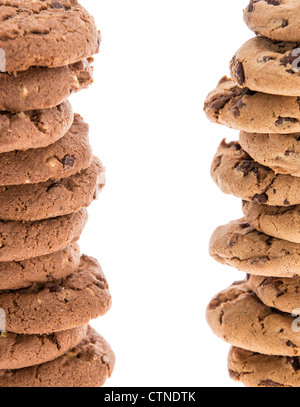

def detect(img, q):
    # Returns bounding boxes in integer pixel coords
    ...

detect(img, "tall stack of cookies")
[0,1,114,387]
[204,0,300,387]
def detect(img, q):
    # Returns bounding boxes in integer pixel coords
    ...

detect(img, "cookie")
[0,325,87,370]
[0,60,93,112]
[211,140,300,206]
[0,0,100,72]
[0,157,105,221]
[1,255,111,334]
[204,76,300,133]
[207,281,300,356]
[210,219,300,277]
[0,100,73,154]
[0,114,92,186]
[239,131,300,177]
[244,0,300,42]
[228,347,300,388]
[0,327,114,388]
[0,209,88,262]
[0,244,80,291]
[231,37,300,96]
[243,201,300,243]
[248,274,300,316]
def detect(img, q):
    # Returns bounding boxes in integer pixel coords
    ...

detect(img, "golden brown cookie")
[0,100,73,153]
[0,114,92,186]
[0,209,87,262]
[243,201,300,243]
[207,281,300,356]
[244,0,300,42]
[211,140,300,206]
[204,76,300,133]
[0,327,115,388]
[228,347,300,388]
[248,274,300,316]
[239,131,300,177]
[0,326,87,370]
[0,244,80,291]
[0,255,111,334]
[231,37,300,96]
[210,219,300,277]
[0,0,100,72]
[0,158,105,221]
[0,60,93,112]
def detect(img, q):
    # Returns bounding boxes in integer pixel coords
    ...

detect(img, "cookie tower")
[205,1,300,387]
[0,1,114,387]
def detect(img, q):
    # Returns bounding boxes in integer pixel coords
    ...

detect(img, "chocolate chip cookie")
[0,244,80,291]
[0,255,111,334]
[0,327,115,388]
[239,131,300,177]
[204,76,300,133]
[0,209,87,262]
[0,158,105,221]
[0,100,73,153]
[231,37,300,96]
[207,281,300,356]
[211,140,300,206]
[248,274,300,315]
[0,114,92,186]
[0,60,93,112]
[210,219,300,277]
[243,201,300,243]
[244,0,300,42]
[228,347,300,388]
[0,0,100,72]
[0,325,87,370]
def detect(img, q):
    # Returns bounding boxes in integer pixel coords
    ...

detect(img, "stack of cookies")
[204,0,300,387]
[0,1,114,387]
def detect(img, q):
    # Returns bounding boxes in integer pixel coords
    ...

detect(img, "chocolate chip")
[284,199,290,205]
[286,341,297,349]
[265,0,282,5]
[285,150,295,156]
[210,96,231,113]
[241,88,257,97]
[239,222,250,229]
[289,357,300,372]
[280,52,300,67]
[252,193,268,204]
[234,61,245,86]
[50,1,65,9]
[226,141,242,150]
[232,99,246,118]
[261,56,275,62]
[62,155,75,168]
[266,237,274,246]
[282,19,289,28]
[236,160,260,180]
[247,2,254,12]
[275,117,299,126]
[228,237,238,248]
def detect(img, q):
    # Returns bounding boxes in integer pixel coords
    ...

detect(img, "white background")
[74,0,253,387]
